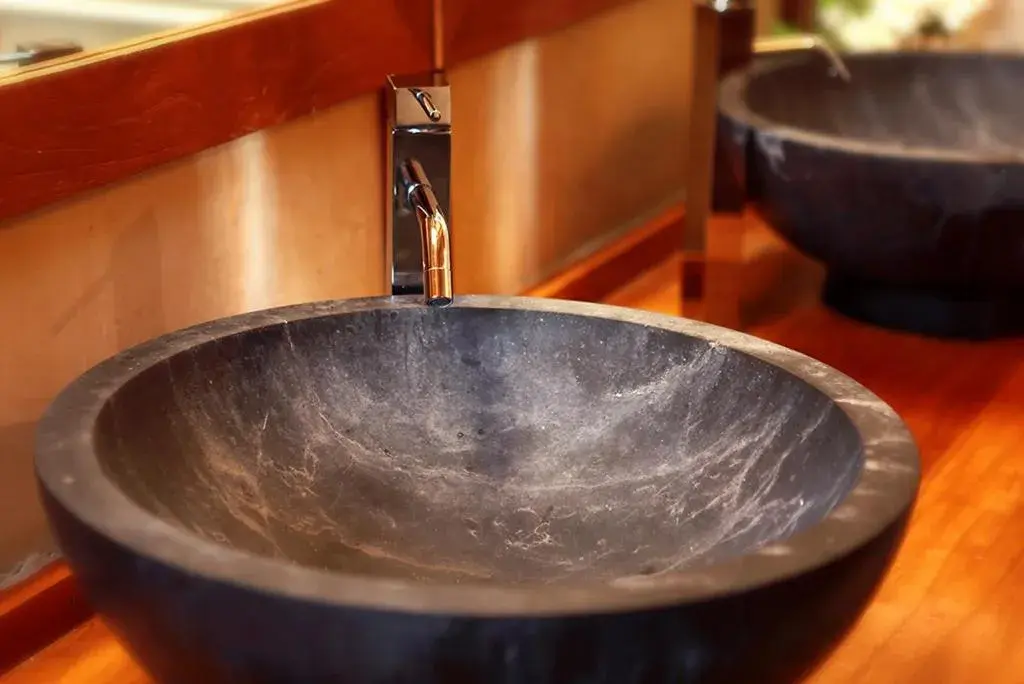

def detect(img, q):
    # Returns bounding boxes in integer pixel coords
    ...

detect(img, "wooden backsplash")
[450,0,690,293]
[0,0,704,583]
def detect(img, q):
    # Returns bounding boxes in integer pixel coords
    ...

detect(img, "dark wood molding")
[0,0,434,224]
[441,0,638,66]
[0,562,90,674]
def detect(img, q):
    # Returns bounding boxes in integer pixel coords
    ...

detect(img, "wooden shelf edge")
[0,561,91,675]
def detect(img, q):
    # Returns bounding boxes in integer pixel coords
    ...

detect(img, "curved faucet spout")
[754,34,852,82]
[401,159,453,307]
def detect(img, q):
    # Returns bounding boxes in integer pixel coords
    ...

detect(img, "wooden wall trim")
[0,0,434,224]
[442,0,639,65]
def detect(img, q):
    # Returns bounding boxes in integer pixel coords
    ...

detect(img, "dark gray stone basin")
[719,52,1024,338]
[35,296,918,683]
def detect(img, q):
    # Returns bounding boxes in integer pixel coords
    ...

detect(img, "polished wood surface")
[5,216,1023,682]
[448,0,690,295]
[0,0,434,224]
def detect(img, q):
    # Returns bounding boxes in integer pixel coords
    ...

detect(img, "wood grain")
[5,213,1024,683]
[0,0,433,224]
[442,0,639,65]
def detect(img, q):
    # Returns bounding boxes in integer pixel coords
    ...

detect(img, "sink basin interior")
[94,306,863,585]
[744,53,1024,153]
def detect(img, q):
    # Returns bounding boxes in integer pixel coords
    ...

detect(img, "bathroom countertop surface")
[4,216,1023,684]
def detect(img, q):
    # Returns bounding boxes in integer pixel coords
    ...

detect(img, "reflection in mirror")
[0,0,290,74]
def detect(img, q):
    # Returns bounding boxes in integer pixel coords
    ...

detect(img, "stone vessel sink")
[35,296,918,683]
[719,52,1024,339]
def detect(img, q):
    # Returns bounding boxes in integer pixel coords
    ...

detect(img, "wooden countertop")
[5,218,1024,683]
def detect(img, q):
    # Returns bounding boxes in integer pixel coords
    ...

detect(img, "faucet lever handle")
[409,88,442,122]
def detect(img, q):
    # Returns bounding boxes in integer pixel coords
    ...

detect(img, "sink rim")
[719,50,1024,166]
[35,295,919,617]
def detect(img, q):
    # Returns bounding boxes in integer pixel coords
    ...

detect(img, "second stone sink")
[35,296,919,683]
[718,51,1024,339]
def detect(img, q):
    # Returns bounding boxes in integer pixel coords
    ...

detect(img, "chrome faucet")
[385,73,454,307]
[682,0,847,316]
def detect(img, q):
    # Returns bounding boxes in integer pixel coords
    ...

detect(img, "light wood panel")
[449,0,691,294]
